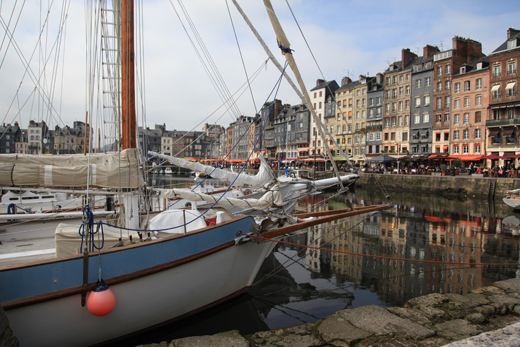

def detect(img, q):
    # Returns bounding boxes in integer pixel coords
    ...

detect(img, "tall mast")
[121,0,136,149]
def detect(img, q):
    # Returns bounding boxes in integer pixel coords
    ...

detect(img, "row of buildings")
[2,28,518,165]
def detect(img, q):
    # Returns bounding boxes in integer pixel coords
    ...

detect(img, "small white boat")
[503,189,520,210]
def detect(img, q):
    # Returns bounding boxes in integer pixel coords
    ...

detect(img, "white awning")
[491,84,501,92]
[506,82,516,90]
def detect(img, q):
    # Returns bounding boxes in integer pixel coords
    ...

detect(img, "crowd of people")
[362,161,519,178]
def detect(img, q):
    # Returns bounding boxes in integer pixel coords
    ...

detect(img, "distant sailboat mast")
[121,0,136,150]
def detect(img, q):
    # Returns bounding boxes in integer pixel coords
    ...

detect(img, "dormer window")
[507,39,518,50]
[460,66,466,74]
[476,62,482,70]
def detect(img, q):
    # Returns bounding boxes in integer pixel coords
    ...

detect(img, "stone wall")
[357,173,520,198]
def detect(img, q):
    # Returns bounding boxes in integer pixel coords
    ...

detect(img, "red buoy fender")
[87,279,116,316]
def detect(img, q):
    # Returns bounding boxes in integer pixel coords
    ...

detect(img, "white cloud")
[0,0,519,141]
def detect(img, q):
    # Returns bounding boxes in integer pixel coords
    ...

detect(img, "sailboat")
[0,2,387,346]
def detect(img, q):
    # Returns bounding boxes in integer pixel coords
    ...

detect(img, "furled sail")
[149,151,276,188]
[156,183,284,210]
[0,148,143,188]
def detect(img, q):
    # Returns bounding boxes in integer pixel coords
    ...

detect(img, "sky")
[0,0,519,142]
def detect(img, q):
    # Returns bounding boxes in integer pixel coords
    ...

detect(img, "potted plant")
[453,158,463,175]
[440,163,447,176]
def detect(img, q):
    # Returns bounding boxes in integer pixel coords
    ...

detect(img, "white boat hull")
[503,197,520,210]
[1,217,275,347]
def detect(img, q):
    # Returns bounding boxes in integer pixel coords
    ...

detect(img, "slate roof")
[310,80,339,92]
[492,32,520,54]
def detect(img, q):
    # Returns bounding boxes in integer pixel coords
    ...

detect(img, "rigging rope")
[243,232,520,267]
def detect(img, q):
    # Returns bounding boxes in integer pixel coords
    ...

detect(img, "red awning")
[448,155,484,161]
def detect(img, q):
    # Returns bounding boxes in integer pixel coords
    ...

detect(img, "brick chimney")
[316,79,325,86]
[507,28,520,39]
[423,45,440,58]
[402,48,418,69]
[341,77,352,86]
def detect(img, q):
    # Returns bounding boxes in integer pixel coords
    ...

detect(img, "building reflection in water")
[294,190,520,308]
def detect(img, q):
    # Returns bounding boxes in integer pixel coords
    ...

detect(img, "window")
[415,79,422,88]
[454,130,459,140]
[507,61,516,75]
[438,66,443,76]
[398,101,403,111]
[476,78,482,90]
[476,95,481,106]
[454,99,460,109]
[393,76,397,84]
[337,126,341,134]
[492,85,501,99]
[463,145,469,154]
[444,132,450,141]
[414,115,420,124]
[464,81,470,91]
[398,116,403,126]
[391,132,396,141]
[399,87,403,97]
[493,64,501,78]
[425,77,431,86]
[475,111,481,123]
[446,64,451,74]
[423,113,429,123]
[463,113,470,125]
[392,103,397,112]
[508,109,515,119]
[454,114,460,125]
[446,80,451,90]
[475,144,481,153]
[453,145,459,154]
[437,81,442,92]
[415,97,421,107]
[424,95,430,106]
[454,82,461,93]
[437,97,442,109]
[391,117,396,127]
[405,100,410,110]
[463,129,469,140]
[406,85,410,96]
[464,97,470,107]
[506,82,517,97]
[436,114,442,122]
[403,132,408,141]
[386,77,391,85]
[404,115,409,126]
[475,128,481,139]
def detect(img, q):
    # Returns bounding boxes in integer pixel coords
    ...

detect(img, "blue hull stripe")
[0,217,254,302]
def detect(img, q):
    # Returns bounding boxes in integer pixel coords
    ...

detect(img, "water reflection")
[112,185,520,345]
[286,189,520,313]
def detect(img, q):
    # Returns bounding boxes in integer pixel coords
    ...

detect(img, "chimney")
[507,28,520,39]
[401,48,417,69]
[341,76,352,86]
[316,79,325,86]
[423,45,440,58]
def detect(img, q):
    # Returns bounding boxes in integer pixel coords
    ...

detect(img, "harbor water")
[110,175,520,346]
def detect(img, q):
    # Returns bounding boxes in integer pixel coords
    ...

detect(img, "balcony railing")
[492,72,502,78]
[486,118,520,126]
[507,69,517,76]
[492,93,502,99]
[366,125,383,131]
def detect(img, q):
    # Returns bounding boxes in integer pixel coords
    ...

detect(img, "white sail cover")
[149,151,275,188]
[0,149,143,188]
[156,184,284,210]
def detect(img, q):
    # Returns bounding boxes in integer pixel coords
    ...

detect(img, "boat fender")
[244,189,252,195]
[87,279,116,316]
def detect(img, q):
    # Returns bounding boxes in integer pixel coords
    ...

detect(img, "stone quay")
[136,278,520,347]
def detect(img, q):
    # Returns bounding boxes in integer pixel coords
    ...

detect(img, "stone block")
[465,312,487,324]
[434,319,480,339]
[337,305,435,340]
[494,278,520,294]
[387,307,431,325]
[318,316,372,344]
[405,293,448,308]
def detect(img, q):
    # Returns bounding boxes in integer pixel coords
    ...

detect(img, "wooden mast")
[121,0,136,150]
